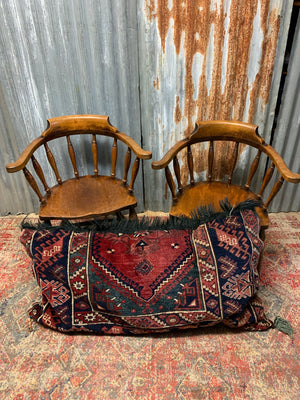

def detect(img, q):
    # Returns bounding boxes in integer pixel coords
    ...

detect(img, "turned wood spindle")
[44,143,62,184]
[245,149,261,190]
[165,165,177,201]
[207,140,214,182]
[264,177,284,209]
[263,176,284,210]
[128,157,140,193]
[122,147,132,185]
[187,145,194,185]
[228,142,239,184]
[173,155,182,192]
[259,162,275,197]
[23,167,45,204]
[31,155,51,194]
[92,134,98,176]
[67,136,79,178]
[111,138,118,178]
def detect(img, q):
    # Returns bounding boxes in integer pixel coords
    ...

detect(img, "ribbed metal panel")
[139,0,294,211]
[0,0,297,215]
[270,11,300,212]
[0,0,144,215]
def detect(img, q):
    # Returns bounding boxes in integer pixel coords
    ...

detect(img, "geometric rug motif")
[21,209,271,334]
[1,212,299,400]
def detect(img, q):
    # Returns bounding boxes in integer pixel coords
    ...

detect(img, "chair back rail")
[6,115,152,220]
[152,120,300,217]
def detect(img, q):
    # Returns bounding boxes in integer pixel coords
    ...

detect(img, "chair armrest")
[6,137,45,173]
[116,131,152,160]
[6,129,152,175]
[265,144,300,183]
[151,138,189,169]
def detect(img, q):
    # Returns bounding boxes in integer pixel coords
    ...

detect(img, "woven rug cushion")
[20,206,272,334]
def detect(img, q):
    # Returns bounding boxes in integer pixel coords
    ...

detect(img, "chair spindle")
[173,155,182,192]
[264,177,284,209]
[187,145,195,185]
[245,149,261,190]
[259,162,275,197]
[23,167,45,204]
[128,157,140,193]
[111,138,118,178]
[31,155,51,194]
[122,147,131,185]
[92,134,98,176]
[165,165,177,202]
[67,136,79,178]
[207,140,214,182]
[44,143,62,184]
[228,142,239,184]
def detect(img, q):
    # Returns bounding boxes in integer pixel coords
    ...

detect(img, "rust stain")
[145,0,281,181]
[145,0,156,21]
[174,95,182,123]
[153,76,160,89]
[218,2,258,122]
[248,7,281,120]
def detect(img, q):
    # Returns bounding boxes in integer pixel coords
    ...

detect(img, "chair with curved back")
[152,120,300,235]
[6,115,152,222]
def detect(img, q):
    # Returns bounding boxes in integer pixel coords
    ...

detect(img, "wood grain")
[6,115,152,221]
[152,120,300,230]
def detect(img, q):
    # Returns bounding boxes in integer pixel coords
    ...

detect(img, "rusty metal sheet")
[140,0,294,211]
[0,0,297,215]
[269,10,300,212]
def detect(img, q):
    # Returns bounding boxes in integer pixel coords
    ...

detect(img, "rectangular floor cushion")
[20,201,273,334]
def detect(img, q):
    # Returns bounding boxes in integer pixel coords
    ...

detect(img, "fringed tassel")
[273,316,294,339]
[21,199,263,234]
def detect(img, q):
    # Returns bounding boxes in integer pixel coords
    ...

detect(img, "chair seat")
[170,181,269,227]
[39,175,137,220]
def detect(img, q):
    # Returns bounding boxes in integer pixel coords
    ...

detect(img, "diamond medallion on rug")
[21,205,272,334]
[70,229,205,327]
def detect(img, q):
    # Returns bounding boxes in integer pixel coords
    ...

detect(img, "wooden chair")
[6,115,152,222]
[152,120,300,233]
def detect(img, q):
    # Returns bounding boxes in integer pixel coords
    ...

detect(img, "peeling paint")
[145,0,281,124]
[145,0,282,180]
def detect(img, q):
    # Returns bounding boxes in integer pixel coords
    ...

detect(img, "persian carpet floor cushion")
[20,201,273,335]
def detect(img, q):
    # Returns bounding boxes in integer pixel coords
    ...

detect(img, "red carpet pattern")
[0,212,299,399]
[21,209,270,334]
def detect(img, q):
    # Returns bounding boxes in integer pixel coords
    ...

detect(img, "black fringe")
[21,199,262,234]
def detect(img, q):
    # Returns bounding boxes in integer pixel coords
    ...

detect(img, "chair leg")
[116,211,125,221]
[40,217,52,226]
[259,226,267,241]
[129,207,137,220]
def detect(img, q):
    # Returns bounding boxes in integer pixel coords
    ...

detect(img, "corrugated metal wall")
[139,0,296,211]
[0,0,298,215]
[0,0,144,214]
[270,10,300,212]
